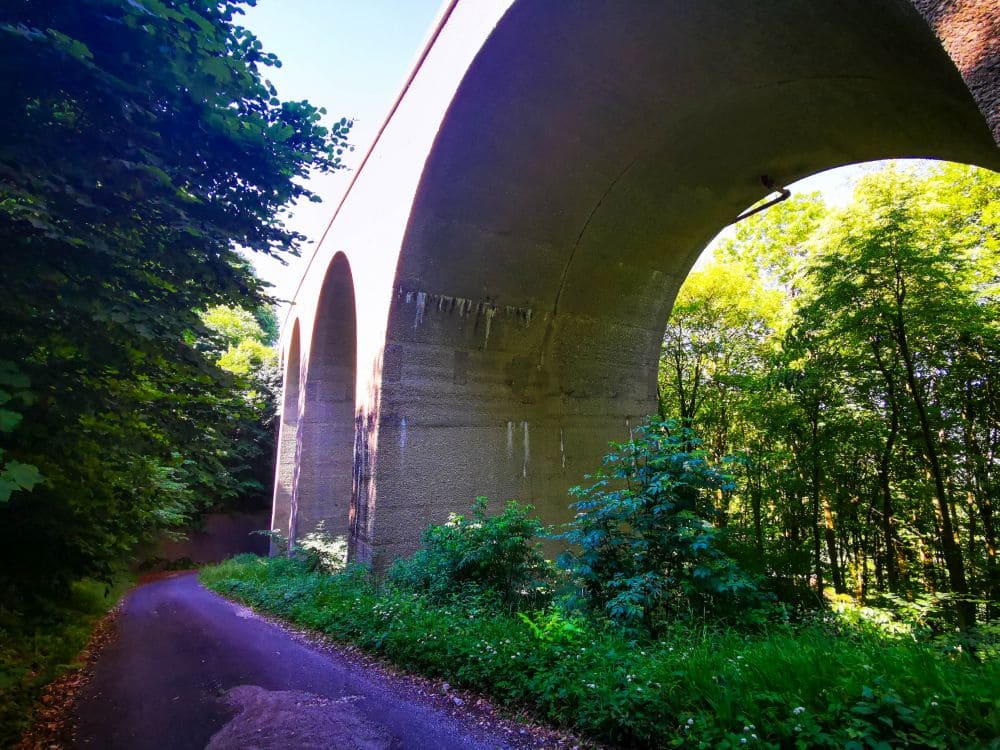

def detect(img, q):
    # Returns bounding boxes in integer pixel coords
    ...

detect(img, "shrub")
[388,497,551,610]
[293,523,349,574]
[558,416,758,630]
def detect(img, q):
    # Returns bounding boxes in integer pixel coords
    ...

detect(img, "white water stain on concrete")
[413,292,427,328]
[559,428,566,469]
[506,421,513,459]
[396,287,532,328]
[482,306,495,350]
[521,421,530,478]
[399,416,407,452]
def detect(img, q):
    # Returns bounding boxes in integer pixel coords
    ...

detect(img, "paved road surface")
[70,572,517,750]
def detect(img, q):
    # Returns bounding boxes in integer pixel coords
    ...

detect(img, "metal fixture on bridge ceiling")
[734,175,791,224]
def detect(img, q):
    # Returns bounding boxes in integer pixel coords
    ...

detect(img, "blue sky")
[240,0,444,301]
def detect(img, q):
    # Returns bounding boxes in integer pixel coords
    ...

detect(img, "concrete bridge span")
[272,0,1000,568]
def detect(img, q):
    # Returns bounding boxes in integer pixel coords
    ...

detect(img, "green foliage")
[197,304,280,509]
[660,161,1000,625]
[201,555,1000,749]
[0,362,42,504]
[0,0,347,598]
[201,305,277,352]
[658,258,787,442]
[716,193,826,294]
[0,573,132,747]
[388,498,551,610]
[292,523,349,574]
[558,417,757,630]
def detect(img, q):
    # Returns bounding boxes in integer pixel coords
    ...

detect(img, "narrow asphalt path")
[70,572,519,750]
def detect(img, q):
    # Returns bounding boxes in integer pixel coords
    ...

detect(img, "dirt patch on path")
[206,685,398,750]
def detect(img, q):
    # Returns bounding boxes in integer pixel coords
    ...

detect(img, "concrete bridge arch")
[274,0,1000,568]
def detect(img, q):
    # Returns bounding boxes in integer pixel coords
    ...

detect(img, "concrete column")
[270,322,300,553]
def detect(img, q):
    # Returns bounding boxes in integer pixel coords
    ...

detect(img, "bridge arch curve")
[289,251,358,547]
[279,0,999,568]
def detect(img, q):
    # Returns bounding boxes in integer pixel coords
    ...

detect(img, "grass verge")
[201,555,1000,749]
[0,573,133,747]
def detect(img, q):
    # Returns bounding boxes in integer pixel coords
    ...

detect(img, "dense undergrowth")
[202,555,1000,749]
[0,573,132,747]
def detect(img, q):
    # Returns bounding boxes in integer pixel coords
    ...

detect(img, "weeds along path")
[68,571,529,750]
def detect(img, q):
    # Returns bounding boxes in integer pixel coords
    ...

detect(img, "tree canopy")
[0,0,350,597]
[658,162,1000,627]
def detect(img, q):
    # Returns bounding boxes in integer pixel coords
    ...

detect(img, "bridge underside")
[277,0,1000,569]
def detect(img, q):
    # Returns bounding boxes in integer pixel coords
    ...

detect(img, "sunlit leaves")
[659,161,1000,616]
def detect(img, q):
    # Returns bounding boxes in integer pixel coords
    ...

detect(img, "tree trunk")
[891,274,972,627]
[810,416,824,597]
[870,336,902,591]
[750,443,765,557]
[960,387,999,615]
[823,495,845,594]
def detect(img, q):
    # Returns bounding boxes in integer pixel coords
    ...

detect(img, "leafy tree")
[558,417,757,631]
[658,260,784,449]
[799,166,995,625]
[657,161,1000,626]
[715,193,826,297]
[199,304,280,508]
[0,0,350,598]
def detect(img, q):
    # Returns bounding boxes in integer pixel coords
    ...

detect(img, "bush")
[558,417,758,630]
[388,497,551,610]
[293,523,349,574]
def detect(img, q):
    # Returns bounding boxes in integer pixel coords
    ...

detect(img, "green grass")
[0,573,133,747]
[202,555,1000,749]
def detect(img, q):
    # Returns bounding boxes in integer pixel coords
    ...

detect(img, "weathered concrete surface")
[206,686,395,750]
[70,572,518,749]
[275,0,1000,567]
[270,320,300,547]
